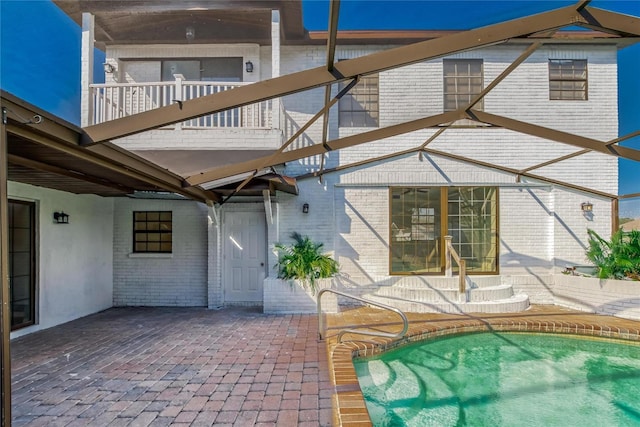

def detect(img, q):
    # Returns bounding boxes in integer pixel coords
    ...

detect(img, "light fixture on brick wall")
[53,211,69,224]
[186,26,195,42]
[302,203,309,214]
[245,61,254,73]
[581,202,593,212]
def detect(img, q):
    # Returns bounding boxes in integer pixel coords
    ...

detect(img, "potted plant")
[273,232,339,294]
[586,228,640,280]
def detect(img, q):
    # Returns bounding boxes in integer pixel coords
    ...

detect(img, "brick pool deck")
[10,305,640,426]
[11,307,332,426]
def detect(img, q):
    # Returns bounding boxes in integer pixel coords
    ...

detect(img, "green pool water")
[354,333,640,426]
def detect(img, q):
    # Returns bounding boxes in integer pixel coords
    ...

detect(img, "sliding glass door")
[9,200,35,330]
[390,187,498,275]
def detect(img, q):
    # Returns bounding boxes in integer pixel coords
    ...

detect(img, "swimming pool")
[354,332,640,426]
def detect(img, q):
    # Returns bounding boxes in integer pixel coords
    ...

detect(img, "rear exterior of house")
[98,28,617,309]
[7,1,629,337]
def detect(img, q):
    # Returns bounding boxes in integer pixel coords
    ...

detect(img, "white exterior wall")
[88,39,618,310]
[106,44,261,84]
[8,182,114,339]
[271,42,617,302]
[113,128,282,152]
[104,43,279,152]
[552,189,612,267]
[112,198,208,306]
[553,275,640,321]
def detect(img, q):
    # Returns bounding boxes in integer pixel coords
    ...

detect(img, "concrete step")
[468,284,514,302]
[374,283,514,303]
[468,275,503,288]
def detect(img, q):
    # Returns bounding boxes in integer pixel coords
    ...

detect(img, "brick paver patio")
[11,307,333,426]
[11,305,640,426]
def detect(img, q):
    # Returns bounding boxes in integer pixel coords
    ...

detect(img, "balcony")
[89,79,274,129]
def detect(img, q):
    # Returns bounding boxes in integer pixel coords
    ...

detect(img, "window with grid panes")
[338,73,379,127]
[390,187,497,274]
[133,211,172,253]
[443,59,484,111]
[447,187,498,273]
[549,59,587,100]
[390,188,442,273]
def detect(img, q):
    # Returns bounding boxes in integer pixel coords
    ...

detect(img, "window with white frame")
[443,59,484,111]
[549,59,587,100]
[338,73,379,127]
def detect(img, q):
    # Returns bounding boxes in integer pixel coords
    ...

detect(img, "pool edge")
[325,306,640,427]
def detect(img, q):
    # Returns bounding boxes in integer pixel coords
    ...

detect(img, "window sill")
[128,253,173,259]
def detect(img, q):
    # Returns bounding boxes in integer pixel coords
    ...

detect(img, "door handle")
[260,262,265,267]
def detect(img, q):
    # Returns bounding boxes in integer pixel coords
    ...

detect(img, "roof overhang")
[1,91,221,203]
[305,29,640,48]
[52,0,307,47]
[130,149,298,196]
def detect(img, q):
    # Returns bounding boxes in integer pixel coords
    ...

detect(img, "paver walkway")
[11,307,333,427]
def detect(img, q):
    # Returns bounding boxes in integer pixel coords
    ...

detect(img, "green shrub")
[586,229,640,280]
[274,232,339,294]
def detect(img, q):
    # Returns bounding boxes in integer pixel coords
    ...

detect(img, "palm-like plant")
[586,229,640,280]
[274,232,339,294]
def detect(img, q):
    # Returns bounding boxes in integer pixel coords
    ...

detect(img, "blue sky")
[0,0,638,200]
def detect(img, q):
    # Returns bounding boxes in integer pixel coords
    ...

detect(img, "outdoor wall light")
[53,211,69,224]
[245,60,254,73]
[581,202,593,212]
[103,63,115,73]
[302,203,309,214]
[185,26,195,42]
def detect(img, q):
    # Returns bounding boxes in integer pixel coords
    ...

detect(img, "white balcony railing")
[89,80,272,129]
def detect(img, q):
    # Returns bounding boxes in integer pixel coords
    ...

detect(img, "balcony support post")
[174,74,184,130]
[0,108,12,426]
[81,13,95,127]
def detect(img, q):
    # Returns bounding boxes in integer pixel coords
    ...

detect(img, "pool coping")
[324,306,640,426]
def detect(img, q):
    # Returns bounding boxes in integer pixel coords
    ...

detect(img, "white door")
[224,211,266,304]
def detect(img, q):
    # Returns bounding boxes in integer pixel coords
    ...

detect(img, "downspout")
[271,10,281,130]
[206,200,222,308]
[263,189,274,225]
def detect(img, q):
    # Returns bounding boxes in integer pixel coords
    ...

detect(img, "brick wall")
[263,278,337,314]
[109,41,618,309]
[271,42,618,302]
[113,198,208,306]
[112,128,282,151]
[554,275,640,321]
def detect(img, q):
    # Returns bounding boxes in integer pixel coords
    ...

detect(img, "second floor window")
[443,59,484,111]
[549,59,587,100]
[339,73,379,127]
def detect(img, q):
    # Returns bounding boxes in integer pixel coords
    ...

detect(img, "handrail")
[444,235,467,301]
[88,80,253,89]
[88,80,270,127]
[317,289,409,343]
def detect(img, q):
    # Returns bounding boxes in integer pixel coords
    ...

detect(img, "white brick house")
[69,0,619,306]
[6,1,640,336]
